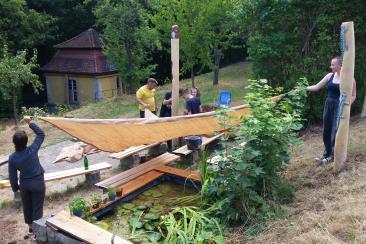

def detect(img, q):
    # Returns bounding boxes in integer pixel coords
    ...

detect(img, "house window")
[68,79,78,104]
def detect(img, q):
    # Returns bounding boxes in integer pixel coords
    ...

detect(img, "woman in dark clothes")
[8,117,45,239]
[306,56,356,164]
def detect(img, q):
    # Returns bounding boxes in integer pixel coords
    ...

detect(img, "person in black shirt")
[9,117,45,239]
[182,89,201,115]
[159,91,172,117]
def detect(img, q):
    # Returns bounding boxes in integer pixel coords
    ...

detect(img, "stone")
[46,227,83,244]
[85,172,101,186]
[33,217,48,243]
[119,154,141,170]
[148,143,168,157]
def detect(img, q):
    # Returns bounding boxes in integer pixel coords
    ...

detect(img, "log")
[334,21,355,173]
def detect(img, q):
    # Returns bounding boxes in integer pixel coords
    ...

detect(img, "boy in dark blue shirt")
[8,117,45,239]
[182,89,201,114]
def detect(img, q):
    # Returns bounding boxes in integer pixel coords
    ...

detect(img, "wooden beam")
[109,143,159,160]
[46,210,132,244]
[155,165,201,182]
[334,21,355,173]
[0,162,112,189]
[96,152,180,189]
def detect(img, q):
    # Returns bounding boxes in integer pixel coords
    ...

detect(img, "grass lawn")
[67,61,251,119]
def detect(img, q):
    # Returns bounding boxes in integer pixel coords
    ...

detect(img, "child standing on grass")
[8,117,45,240]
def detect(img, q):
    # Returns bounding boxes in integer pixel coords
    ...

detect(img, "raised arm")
[306,73,332,92]
[27,122,45,154]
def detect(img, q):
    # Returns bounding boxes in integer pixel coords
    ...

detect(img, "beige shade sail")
[40,104,251,152]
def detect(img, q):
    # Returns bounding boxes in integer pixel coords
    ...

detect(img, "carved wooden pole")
[171,25,180,117]
[361,96,366,117]
[334,21,355,173]
[171,25,180,149]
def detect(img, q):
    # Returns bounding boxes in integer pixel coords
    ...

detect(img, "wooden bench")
[173,133,223,156]
[0,162,112,189]
[47,210,131,244]
[96,152,180,189]
[109,143,159,160]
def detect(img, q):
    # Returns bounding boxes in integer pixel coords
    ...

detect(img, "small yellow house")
[40,28,121,105]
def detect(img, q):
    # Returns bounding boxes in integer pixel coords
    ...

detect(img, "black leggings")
[20,175,45,224]
[322,97,339,158]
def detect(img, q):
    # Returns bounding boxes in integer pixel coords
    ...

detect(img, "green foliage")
[241,0,366,122]
[69,196,87,213]
[107,187,117,196]
[95,0,158,89]
[0,48,41,121]
[158,206,224,244]
[90,193,102,206]
[20,106,47,120]
[0,0,55,54]
[201,79,308,224]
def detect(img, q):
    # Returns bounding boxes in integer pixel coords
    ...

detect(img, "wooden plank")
[173,133,223,155]
[155,165,201,181]
[0,162,112,189]
[46,210,132,244]
[0,155,8,166]
[96,152,180,189]
[109,143,159,160]
[45,162,112,181]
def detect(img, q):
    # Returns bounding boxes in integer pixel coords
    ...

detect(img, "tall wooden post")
[171,25,180,117]
[334,21,355,173]
[171,25,180,149]
[361,96,366,117]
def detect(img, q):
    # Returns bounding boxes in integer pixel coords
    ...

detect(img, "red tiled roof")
[40,49,118,75]
[54,28,102,49]
[41,29,118,75]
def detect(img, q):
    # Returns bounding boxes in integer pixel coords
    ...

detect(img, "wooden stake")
[171,25,180,149]
[171,25,180,117]
[334,21,355,173]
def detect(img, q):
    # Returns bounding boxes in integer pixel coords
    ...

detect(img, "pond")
[91,182,199,242]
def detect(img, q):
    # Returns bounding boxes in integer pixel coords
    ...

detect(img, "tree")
[0,0,55,55]
[203,0,241,86]
[94,0,158,90]
[0,48,42,124]
[150,0,212,87]
[241,0,366,122]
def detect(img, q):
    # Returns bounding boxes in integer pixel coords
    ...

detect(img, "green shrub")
[69,196,87,213]
[201,79,307,224]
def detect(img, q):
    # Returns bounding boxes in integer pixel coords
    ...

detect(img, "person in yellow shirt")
[136,78,158,118]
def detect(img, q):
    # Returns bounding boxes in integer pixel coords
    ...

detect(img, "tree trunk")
[12,88,19,126]
[191,67,195,88]
[213,45,222,86]
[126,42,134,91]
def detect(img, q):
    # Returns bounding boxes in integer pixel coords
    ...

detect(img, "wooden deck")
[155,165,201,181]
[96,152,180,189]
[46,210,132,244]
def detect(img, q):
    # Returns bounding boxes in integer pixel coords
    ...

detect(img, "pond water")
[91,182,199,242]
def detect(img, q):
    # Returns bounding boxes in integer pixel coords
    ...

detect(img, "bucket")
[184,135,202,150]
